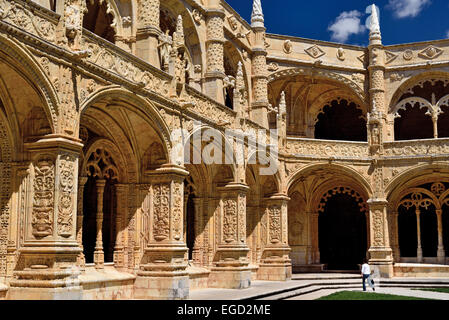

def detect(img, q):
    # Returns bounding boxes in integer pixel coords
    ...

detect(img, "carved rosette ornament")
[57,153,76,237]
[32,158,55,238]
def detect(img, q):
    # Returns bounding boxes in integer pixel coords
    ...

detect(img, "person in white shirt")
[361,259,375,292]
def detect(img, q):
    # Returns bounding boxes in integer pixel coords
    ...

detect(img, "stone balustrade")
[285,137,369,160]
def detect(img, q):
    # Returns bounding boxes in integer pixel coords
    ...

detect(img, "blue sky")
[225,0,449,46]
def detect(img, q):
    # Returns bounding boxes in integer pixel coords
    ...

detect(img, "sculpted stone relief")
[384,139,449,157]
[153,183,170,241]
[57,153,76,238]
[372,209,384,247]
[83,34,170,96]
[172,181,183,241]
[223,199,237,244]
[32,158,55,238]
[0,119,11,277]
[0,0,57,42]
[268,205,281,244]
[286,139,369,159]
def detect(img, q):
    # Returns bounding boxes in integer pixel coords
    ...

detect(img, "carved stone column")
[9,137,83,300]
[257,194,292,281]
[136,0,161,66]
[250,0,269,128]
[208,183,251,289]
[204,3,226,104]
[113,184,127,270]
[134,164,189,300]
[76,177,88,269]
[416,209,423,263]
[93,179,106,269]
[367,199,394,278]
[436,209,445,263]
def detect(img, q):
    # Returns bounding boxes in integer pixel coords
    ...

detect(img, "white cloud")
[328,10,366,43]
[387,0,431,19]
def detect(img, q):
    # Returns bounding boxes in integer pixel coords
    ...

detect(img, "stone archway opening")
[394,105,433,141]
[318,190,368,271]
[315,99,367,142]
[82,148,120,264]
[395,182,449,263]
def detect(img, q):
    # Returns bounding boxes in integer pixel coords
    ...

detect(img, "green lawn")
[413,288,449,294]
[317,291,432,300]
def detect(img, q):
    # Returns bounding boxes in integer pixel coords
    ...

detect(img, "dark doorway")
[315,100,367,142]
[420,207,438,257]
[318,193,367,270]
[398,205,438,258]
[443,207,449,257]
[398,206,418,257]
[394,104,433,141]
[82,176,97,264]
[438,106,449,138]
[82,176,117,264]
[186,195,195,260]
[102,178,117,263]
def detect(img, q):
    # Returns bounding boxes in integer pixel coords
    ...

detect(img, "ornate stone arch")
[0,34,58,133]
[80,87,172,160]
[80,109,139,183]
[310,177,370,214]
[182,125,237,179]
[0,77,21,157]
[388,71,449,114]
[246,150,281,193]
[308,89,367,125]
[386,163,449,204]
[287,163,373,198]
[268,68,366,102]
[81,138,127,182]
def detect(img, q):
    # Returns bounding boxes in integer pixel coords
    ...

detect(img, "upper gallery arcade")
[0,0,449,299]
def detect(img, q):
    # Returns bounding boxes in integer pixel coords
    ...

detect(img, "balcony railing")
[384,138,449,158]
[285,138,369,159]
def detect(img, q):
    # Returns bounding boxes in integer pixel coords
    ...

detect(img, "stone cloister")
[0,0,449,299]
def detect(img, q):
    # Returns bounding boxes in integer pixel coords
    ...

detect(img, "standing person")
[361,259,375,292]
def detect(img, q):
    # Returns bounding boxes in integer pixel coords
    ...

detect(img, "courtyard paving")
[188,274,449,300]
